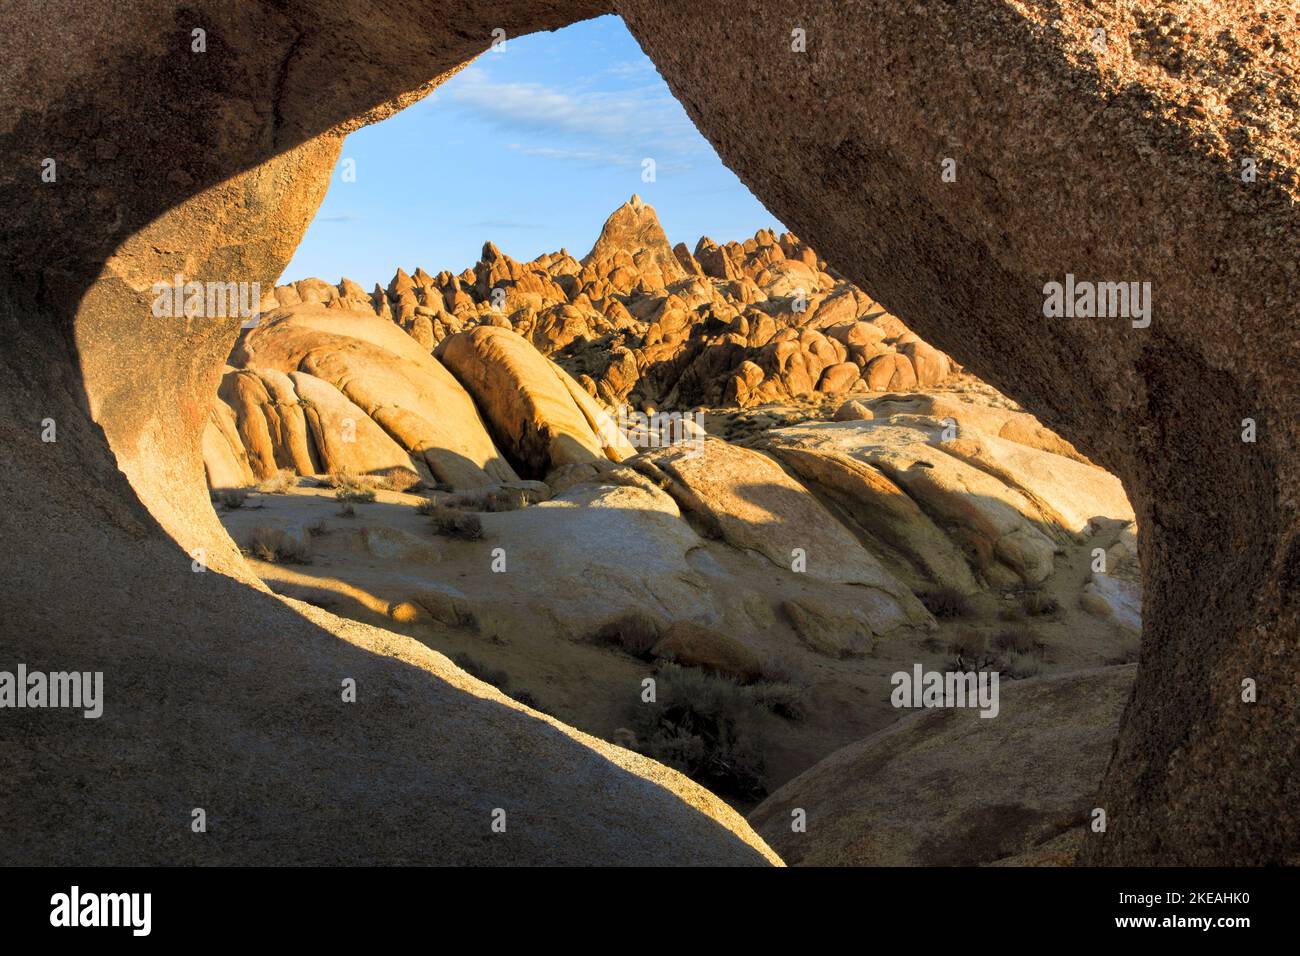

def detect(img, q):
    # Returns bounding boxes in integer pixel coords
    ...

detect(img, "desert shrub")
[1005,652,1042,680]
[255,468,297,494]
[427,504,483,540]
[243,525,311,564]
[217,489,247,510]
[307,519,329,537]
[747,681,808,721]
[919,586,974,619]
[946,629,1002,671]
[448,488,528,513]
[329,470,377,503]
[627,663,765,800]
[1020,591,1062,619]
[592,611,660,659]
[758,651,810,687]
[992,625,1046,658]
[336,503,356,519]
[415,497,438,516]
[363,466,422,493]
[452,652,509,690]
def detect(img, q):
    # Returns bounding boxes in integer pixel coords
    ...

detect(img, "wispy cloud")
[605,58,658,79]
[443,67,705,157]
[506,143,694,174]
[317,213,363,223]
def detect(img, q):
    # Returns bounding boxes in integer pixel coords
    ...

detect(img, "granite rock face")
[1,0,1296,865]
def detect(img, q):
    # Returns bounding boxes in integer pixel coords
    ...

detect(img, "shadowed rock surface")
[1,0,1295,864]
[750,665,1136,866]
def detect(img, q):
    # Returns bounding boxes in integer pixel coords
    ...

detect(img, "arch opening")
[1,0,1295,866]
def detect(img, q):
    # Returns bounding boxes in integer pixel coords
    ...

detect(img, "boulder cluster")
[254,195,960,414]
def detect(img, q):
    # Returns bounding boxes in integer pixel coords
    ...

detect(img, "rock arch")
[0,0,1294,863]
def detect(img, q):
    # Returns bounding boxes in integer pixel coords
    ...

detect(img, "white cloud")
[444,67,705,157]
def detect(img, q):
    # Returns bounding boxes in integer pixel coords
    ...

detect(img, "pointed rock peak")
[583,195,685,281]
[481,240,503,261]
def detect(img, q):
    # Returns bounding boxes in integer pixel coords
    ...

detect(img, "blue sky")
[279,14,784,290]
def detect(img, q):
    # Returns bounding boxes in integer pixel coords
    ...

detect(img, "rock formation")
[252,197,965,415]
[1,0,1294,866]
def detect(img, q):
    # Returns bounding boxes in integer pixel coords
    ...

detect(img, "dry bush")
[427,504,483,540]
[217,489,247,510]
[627,662,765,800]
[993,625,1046,658]
[447,487,528,513]
[1020,590,1062,619]
[328,469,376,503]
[919,586,975,619]
[747,681,808,721]
[255,468,297,494]
[243,525,311,564]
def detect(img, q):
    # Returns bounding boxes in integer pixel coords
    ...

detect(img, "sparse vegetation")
[447,487,530,512]
[243,525,312,564]
[307,519,329,537]
[627,662,765,800]
[427,503,484,540]
[592,611,660,659]
[329,469,377,503]
[992,625,1046,657]
[919,585,975,619]
[217,489,248,510]
[255,468,297,494]
[747,681,808,721]
[336,502,356,519]
[1020,590,1062,619]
